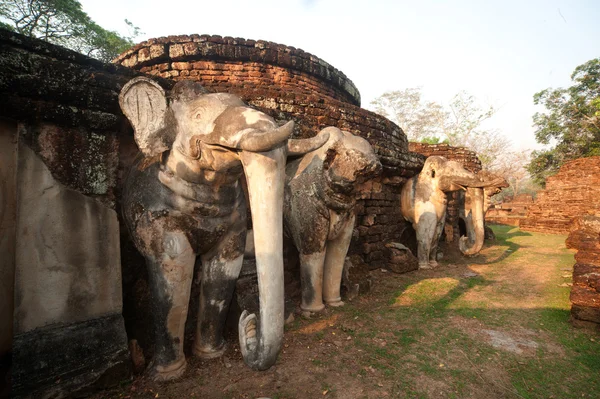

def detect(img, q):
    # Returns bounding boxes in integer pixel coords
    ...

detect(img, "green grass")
[334,225,600,398]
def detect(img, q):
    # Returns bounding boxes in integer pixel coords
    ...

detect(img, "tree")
[0,0,140,62]
[370,88,512,170]
[370,88,448,143]
[492,150,532,199]
[528,58,600,186]
[444,91,512,171]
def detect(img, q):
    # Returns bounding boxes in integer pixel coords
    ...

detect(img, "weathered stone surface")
[385,243,419,274]
[14,144,123,332]
[566,215,600,328]
[0,28,172,206]
[522,157,600,234]
[0,29,134,396]
[10,144,128,396]
[0,118,17,380]
[12,314,129,398]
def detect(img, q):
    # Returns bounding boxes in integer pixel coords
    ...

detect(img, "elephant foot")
[239,310,258,355]
[300,303,326,313]
[151,357,187,381]
[418,262,433,270]
[325,299,345,307]
[192,341,227,359]
[428,260,439,268]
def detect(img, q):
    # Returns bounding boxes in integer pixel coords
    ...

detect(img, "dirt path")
[96,226,600,399]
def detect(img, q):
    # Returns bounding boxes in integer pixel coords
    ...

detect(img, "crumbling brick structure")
[521,157,600,234]
[114,34,425,270]
[566,216,600,329]
[408,143,482,244]
[486,194,534,226]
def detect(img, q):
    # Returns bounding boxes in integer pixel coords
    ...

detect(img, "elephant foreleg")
[146,231,196,381]
[300,251,327,312]
[193,231,245,358]
[322,215,355,307]
[415,212,437,269]
[428,215,446,268]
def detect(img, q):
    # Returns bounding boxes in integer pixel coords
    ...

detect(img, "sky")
[80,0,600,151]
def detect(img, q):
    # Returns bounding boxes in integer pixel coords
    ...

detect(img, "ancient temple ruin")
[114,34,425,271]
[1,30,426,396]
[486,194,534,226]
[521,157,600,234]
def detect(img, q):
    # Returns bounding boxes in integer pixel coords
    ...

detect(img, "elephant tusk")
[238,121,295,152]
[287,131,330,156]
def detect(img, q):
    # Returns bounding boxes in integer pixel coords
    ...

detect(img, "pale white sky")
[80,0,599,150]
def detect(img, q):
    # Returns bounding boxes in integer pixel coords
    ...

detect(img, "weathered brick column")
[566,216,600,329]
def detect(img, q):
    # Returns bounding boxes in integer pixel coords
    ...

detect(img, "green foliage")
[528,58,600,186]
[0,0,140,62]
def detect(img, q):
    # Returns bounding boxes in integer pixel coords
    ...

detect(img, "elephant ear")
[119,77,171,157]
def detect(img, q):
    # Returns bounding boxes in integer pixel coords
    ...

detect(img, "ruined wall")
[115,34,425,271]
[408,143,482,243]
[0,29,164,397]
[115,34,361,107]
[521,157,600,234]
[565,216,600,328]
[486,194,534,226]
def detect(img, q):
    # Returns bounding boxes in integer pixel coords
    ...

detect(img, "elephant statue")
[400,156,505,269]
[458,172,508,255]
[118,77,328,380]
[284,127,382,313]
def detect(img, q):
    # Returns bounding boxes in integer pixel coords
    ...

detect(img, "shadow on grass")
[469,225,532,265]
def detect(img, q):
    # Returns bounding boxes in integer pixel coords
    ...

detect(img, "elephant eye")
[194,113,202,119]
[431,169,436,178]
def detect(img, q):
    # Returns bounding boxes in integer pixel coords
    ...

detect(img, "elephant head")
[459,172,508,255]
[420,156,485,193]
[287,127,382,211]
[119,77,327,373]
[320,127,383,195]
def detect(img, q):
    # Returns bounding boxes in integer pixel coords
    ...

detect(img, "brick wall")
[486,194,534,226]
[521,157,600,234]
[115,34,361,106]
[565,216,600,328]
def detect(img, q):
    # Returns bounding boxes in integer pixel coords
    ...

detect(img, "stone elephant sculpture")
[284,127,382,313]
[119,77,328,379]
[400,156,505,269]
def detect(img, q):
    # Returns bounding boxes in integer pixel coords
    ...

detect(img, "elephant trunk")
[459,187,485,256]
[237,146,286,370]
